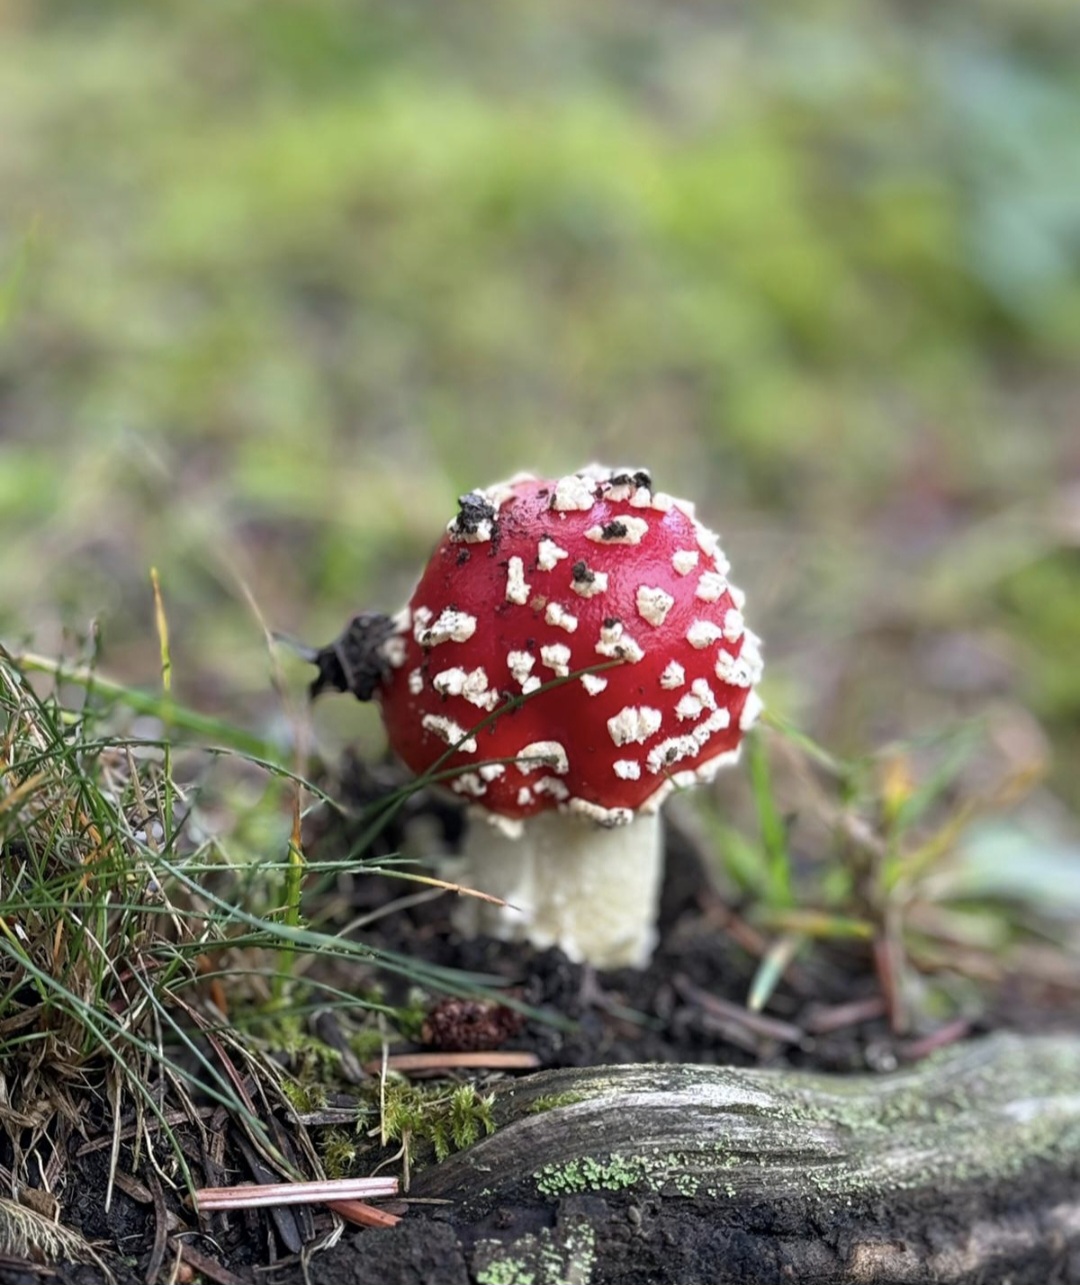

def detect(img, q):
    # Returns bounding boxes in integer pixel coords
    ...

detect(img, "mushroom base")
[450,809,663,970]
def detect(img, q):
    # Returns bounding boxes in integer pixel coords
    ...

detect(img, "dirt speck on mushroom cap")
[378,468,763,820]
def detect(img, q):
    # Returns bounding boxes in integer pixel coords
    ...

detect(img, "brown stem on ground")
[362,1051,541,1075]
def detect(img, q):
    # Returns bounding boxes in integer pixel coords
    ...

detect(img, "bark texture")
[403,1031,1080,1284]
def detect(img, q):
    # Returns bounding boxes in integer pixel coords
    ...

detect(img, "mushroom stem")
[451,810,663,969]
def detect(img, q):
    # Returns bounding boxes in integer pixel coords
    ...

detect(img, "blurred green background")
[2,0,1079,808]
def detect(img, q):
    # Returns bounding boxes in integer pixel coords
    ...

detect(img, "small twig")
[144,1169,169,1285]
[176,1243,250,1285]
[105,1065,123,1214]
[699,894,770,957]
[362,1051,541,1075]
[287,1107,365,1127]
[194,1176,399,1211]
[0,1260,56,1277]
[76,1107,216,1155]
[873,925,907,1034]
[362,869,514,907]
[327,1200,402,1229]
[110,1172,154,1205]
[897,1018,972,1063]
[673,974,804,1045]
[801,995,888,1036]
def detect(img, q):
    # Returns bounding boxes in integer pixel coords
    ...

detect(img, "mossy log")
[403,1032,1080,1285]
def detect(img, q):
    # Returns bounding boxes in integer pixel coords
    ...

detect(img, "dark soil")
[331,805,983,1075]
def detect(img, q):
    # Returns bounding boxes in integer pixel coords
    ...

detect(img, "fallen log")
[401,1031,1080,1284]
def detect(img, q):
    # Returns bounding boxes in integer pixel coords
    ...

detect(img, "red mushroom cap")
[376,467,763,829]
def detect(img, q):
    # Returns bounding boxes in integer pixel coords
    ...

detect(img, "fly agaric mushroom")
[310,466,763,968]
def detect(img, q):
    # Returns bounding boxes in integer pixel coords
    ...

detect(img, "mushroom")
[311,466,763,969]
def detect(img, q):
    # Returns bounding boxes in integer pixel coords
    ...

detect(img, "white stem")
[450,810,663,969]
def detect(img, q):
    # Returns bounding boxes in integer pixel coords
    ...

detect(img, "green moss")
[349,1027,389,1064]
[382,1081,496,1164]
[392,988,431,1043]
[526,1091,589,1115]
[279,1076,327,1115]
[320,1127,362,1179]
[249,1010,344,1090]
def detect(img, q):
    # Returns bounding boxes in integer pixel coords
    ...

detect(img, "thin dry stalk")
[674,973,804,1044]
[194,1176,399,1211]
[363,1051,541,1075]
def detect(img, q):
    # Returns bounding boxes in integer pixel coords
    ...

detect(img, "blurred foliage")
[1,0,1079,817]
